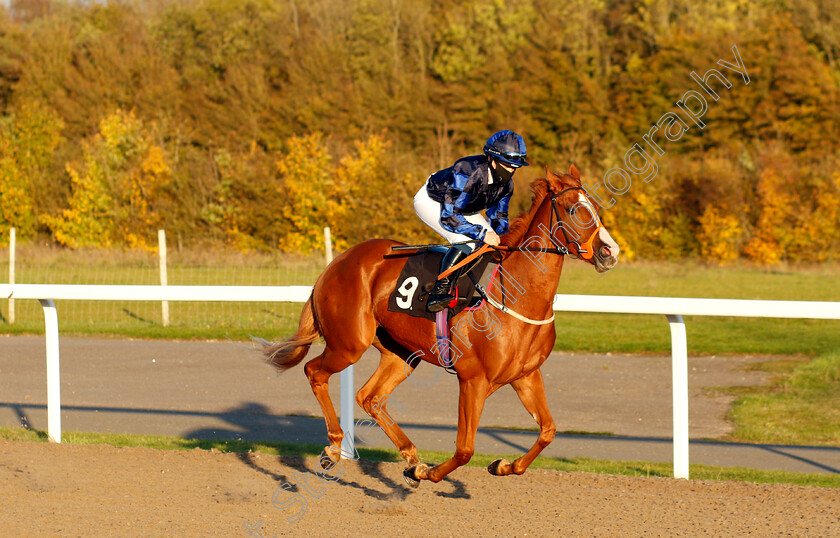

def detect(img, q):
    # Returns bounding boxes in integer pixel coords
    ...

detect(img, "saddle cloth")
[387,249,496,321]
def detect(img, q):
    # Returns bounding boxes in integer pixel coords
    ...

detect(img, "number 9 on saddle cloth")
[387,246,499,321]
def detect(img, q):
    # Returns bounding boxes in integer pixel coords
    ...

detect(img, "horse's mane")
[503,172,578,248]
[502,179,551,248]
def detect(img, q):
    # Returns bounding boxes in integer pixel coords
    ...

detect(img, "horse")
[264,164,620,486]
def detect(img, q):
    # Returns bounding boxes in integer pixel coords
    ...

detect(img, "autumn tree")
[277,133,344,253]
[0,98,63,241]
[743,152,798,264]
[42,109,170,249]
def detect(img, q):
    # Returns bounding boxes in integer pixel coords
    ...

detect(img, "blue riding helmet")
[483,130,529,168]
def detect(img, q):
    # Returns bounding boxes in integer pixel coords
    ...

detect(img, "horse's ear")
[569,163,581,180]
[545,165,564,191]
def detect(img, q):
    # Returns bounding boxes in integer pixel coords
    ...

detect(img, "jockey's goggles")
[487,149,529,168]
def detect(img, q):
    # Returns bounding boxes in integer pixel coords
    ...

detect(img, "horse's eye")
[567,207,576,216]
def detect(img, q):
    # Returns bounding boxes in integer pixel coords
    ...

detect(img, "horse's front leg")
[405,375,489,484]
[488,368,556,476]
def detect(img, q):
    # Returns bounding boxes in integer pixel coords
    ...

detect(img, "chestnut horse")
[265,164,619,485]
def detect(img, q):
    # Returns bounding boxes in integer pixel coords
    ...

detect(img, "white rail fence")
[3,227,334,327]
[2,283,839,480]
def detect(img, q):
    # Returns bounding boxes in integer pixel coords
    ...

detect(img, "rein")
[494,245,568,255]
[436,185,603,278]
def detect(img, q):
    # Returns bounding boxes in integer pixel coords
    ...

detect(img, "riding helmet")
[483,130,529,167]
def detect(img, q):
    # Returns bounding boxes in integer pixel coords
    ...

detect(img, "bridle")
[546,186,605,261]
[476,185,605,326]
[492,185,605,261]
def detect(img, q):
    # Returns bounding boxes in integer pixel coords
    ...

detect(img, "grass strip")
[2,426,838,489]
[728,349,840,446]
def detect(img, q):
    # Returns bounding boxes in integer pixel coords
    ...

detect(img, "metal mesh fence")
[1,242,326,337]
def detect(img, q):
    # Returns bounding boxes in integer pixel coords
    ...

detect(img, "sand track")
[2,438,838,536]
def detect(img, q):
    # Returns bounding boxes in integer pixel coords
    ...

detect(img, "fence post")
[8,227,14,324]
[39,299,61,443]
[667,314,689,479]
[159,229,169,327]
[329,226,355,457]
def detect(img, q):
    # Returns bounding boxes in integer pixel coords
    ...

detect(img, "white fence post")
[8,227,15,324]
[158,230,169,327]
[340,360,355,459]
[39,299,61,443]
[328,226,355,457]
[667,314,689,479]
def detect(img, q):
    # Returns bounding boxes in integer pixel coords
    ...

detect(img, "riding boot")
[427,246,470,313]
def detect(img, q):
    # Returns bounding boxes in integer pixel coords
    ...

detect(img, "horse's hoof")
[319,447,339,465]
[488,458,510,476]
[403,465,421,488]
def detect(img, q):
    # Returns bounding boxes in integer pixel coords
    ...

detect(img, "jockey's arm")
[485,194,511,236]
[439,171,487,241]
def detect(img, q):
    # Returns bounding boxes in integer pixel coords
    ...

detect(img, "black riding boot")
[427,246,469,313]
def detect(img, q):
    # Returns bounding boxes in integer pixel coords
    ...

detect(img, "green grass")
[1,252,839,355]
[728,349,840,446]
[2,426,838,489]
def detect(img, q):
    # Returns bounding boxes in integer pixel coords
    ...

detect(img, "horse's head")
[542,164,620,273]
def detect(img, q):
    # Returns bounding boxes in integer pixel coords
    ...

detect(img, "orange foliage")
[41,110,170,250]
[277,133,345,253]
[697,205,743,264]
[789,172,840,262]
[744,163,796,265]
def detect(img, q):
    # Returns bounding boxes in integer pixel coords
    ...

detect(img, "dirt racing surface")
[1,438,838,537]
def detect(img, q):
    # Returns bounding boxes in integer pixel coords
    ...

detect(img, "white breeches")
[413,181,491,250]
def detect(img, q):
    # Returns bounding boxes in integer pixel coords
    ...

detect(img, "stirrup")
[427,298,451,313]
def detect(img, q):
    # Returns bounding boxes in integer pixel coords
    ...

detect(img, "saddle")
[387,247,498,322]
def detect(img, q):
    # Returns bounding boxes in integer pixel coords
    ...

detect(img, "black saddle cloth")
[387,250,495,321]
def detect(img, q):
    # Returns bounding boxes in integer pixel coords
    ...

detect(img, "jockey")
[414,129,529,312]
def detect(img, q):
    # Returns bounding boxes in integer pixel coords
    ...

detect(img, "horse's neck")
[501,200,565,305]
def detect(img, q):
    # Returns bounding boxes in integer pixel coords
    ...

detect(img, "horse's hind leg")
[488,368,556,476]
[304,345,365,462]
[355,339,421,466]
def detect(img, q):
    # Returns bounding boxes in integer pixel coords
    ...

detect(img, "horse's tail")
[263,295,321,372]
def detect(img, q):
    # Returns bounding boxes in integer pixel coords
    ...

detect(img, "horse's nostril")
[602,246,611,257]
